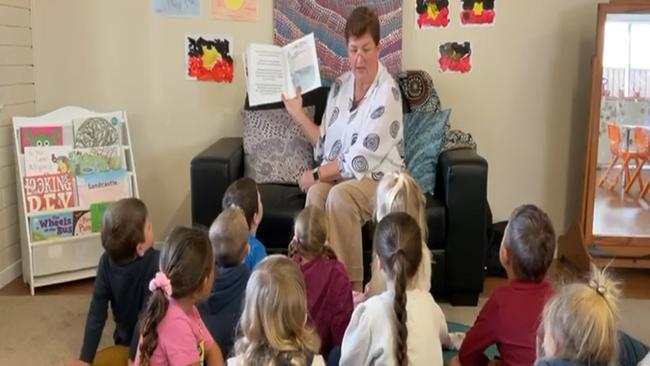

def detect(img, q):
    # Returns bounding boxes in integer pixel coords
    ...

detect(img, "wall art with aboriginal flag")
[438,41,472,74]
[185,34,234,82]
[460,0,495,26]
[416,0,450,29]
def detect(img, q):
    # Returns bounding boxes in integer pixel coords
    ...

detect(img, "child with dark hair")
[67,198,159,366]
[199,207,251,358]
[222,177,267,270]
[340,213,448,366]
[135,226,223,366]
[452,204,556,366]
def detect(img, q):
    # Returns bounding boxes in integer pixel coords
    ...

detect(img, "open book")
[244,33,322,107]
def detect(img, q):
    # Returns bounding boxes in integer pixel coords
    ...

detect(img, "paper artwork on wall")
[438,41,472,73]
[211,0,257,22]
[153,0,200,17]
[416,0,450,28]
[185,34,234,83]
[460,0,495,26]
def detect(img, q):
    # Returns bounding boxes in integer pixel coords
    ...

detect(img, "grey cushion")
[242,106,315,184]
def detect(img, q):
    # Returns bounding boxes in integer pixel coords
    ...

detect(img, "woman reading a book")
[282,6,403,292]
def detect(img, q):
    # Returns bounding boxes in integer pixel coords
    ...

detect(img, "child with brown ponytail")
[339,212,447,366]
[289,205,353,358]
[134,226,224,366]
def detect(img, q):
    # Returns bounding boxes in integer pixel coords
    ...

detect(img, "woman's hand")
[282,87,304,119]
[298,170,315,192]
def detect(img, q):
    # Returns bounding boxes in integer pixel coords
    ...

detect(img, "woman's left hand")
[299,170,315,192]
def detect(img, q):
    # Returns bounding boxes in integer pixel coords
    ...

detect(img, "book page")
[245,44,285,106]
[282,33,322,97]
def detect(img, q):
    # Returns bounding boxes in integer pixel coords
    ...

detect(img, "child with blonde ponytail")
[536,267,650,366]
[340,212,447,366]
[365,171,432,297]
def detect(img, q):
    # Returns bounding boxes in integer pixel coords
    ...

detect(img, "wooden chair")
[624,127,649,193]
[598,123,636,190]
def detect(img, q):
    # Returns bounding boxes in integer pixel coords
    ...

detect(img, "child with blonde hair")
[289,205,353,358]
[536,267,649,366]
[365,171,432,297]
[340,212,448,366]
[135,227,223,366]
[228,255,325,366]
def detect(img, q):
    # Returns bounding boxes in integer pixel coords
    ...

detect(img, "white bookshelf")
[12,107,140,295]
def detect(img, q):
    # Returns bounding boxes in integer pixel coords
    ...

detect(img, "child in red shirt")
[289,205,353,358]
[451,204,556,366]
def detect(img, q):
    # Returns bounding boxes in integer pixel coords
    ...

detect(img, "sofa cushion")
[398,70,441,113]
[404,109,451,194]
[242,106,315,184]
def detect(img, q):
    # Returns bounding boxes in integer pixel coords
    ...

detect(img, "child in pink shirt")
[135,227,224,366]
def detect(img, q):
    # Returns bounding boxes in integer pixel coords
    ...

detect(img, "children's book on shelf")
[24,146,74,176]
[23,172,76,213]
[90,202,112,232]
[73,210,92,236]
[30,212,74,241]
[243,33,321,107]
[77,169,129,208]
[19,126,63,153]
[72,116,122,148]
[69,145,124,175]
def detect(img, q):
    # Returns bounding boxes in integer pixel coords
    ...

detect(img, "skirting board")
[0,260,22,289]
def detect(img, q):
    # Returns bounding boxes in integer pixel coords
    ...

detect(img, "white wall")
[30,0,605,240]
[0,0,33,286]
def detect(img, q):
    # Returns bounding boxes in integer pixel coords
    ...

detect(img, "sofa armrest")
[190,138,244,228]
[436,148,488,305]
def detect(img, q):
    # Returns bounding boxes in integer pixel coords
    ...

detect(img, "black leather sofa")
[190,83,488,306]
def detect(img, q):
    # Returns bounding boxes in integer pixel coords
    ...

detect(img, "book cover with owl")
[20,126,63,153]
[185,34,234,83]
[211,0,257,22]
[24,146,74,177]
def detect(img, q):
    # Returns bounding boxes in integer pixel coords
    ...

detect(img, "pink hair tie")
[149,272,172,298]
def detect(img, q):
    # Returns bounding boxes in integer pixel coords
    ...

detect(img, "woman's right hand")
[282,86,304,120]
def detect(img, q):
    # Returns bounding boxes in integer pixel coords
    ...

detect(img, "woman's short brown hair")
[344,6,380,46]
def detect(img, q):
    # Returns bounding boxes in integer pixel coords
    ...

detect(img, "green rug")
[444,321,499,365]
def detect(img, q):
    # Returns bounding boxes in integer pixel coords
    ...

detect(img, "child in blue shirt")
[222,177,267,270]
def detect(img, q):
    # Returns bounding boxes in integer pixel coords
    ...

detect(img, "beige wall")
[30,0,604,241]
[0,0,33,286]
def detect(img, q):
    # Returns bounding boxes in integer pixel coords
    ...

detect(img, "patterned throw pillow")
[242,107,315,184]
[444,129,477,152]
[398,70,441,113]
[404,109,451,194]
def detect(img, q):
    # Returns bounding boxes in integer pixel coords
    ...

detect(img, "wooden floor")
[3,260,650,299]
[594,168,650,237]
